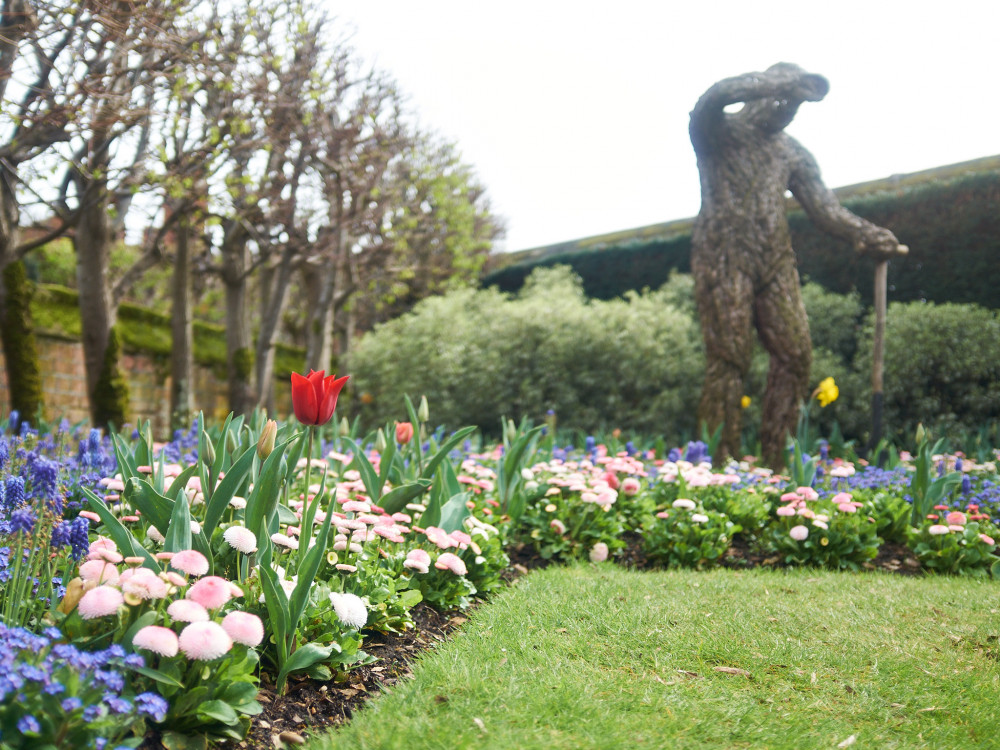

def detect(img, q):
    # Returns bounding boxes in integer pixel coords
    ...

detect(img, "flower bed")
[1,383,998,747]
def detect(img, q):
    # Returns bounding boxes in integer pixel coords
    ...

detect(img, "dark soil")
[140,539,926,749]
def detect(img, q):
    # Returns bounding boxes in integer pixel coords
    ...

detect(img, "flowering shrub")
[761,490,881,571]
[907,514,999,577]
[641,499,739,569]
[0,623,166,749]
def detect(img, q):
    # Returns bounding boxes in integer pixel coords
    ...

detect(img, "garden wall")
[0,283,300,437]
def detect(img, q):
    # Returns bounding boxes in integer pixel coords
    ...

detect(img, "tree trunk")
[75,186,128,429]
[0,170,42,421]
[254,246,296,411]
[169,212,193,430]
[221,220,255,416]
[304,228,346,373]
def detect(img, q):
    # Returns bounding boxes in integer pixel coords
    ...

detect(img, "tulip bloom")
[395,421,414,444]
[291,370,349,426]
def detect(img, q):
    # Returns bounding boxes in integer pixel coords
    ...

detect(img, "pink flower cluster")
[70,539,265,662]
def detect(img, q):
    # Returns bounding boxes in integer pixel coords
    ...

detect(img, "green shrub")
[348,266,704,436]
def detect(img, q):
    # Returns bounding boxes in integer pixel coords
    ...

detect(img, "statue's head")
[744,63,829,133]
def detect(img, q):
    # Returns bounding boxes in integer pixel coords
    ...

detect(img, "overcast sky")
[332,1,999,252]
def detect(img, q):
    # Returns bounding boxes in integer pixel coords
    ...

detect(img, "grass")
[310,565,1000,750]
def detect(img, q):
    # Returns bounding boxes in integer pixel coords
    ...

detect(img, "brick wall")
[0,334,292,437]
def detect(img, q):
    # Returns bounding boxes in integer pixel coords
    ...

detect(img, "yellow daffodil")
[740,395,751,409]
[813,377,839,407]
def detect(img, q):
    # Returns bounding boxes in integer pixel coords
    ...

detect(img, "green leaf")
[288,500,334,633]
[245,437,295,546]
[161,731,208,750]
[202,446,256,538]
[351,441,382,502]
[83,488,157,570]
[421,426,477,481]
[399,588,423,608]
[278,642,335,684]
[163,488,193,553]
[124,477,174,534]
[131,665,186,689]
[377,480,432,515]
[196,699,240,726]
[437,492,471,533]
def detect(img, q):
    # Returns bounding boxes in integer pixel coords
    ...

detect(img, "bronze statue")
[689,63,906,468]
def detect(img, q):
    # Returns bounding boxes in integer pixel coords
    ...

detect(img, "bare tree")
[303,70,411,371]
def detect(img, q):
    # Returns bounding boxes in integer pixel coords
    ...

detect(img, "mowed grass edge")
[309,565,1000,750]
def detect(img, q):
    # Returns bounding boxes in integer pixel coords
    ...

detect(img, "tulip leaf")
[83,488,158,571]
[110,432,139,483]
[289,498,334,630]
[277,504,298,526]
[205,412,234,504]
[282,425,307,485]
[377,480,432,515]
[245,436,295,547]
[202,445,257,539]
[378,434,396,492]
[419,474,446,528]
[258,563,289,660]
[351,442,382,503]
[278,642,335,685]
[164,488,193,552]
[164,465,199,508]
[403,394,424,473]
[124,477,174,535]
[437,491,472,534]
[420,426,477,482]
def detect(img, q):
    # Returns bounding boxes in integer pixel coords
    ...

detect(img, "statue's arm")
[689,66,827,149]
[787,142,908,260]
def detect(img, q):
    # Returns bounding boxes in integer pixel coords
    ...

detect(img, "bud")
[375,429,387,453]
[915,423,926,445]
[339,416,351,437]
[417,395,430,423]
[257,419,277,459]
[395,422,414,445]
[57,577,86,615]
[201,432,216,466]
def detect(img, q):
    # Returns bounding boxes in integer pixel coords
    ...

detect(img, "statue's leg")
[754,263,812,469]
[694,262,754,464]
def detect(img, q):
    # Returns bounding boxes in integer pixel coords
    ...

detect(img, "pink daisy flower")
[78,585,124,619]
[179,621,233,660]
[621,477,641,496]
[776,505,797,517]
[221,612,265,647]
[270,533,299,550]
[121,568,168,600]
[78,559,120,585]
[434,552,468,576]
[672,498,696,510]
[167,599,210,622]
[133,625,180,657]
[831,492,853,505]
[945,511,967,526]
[335,564,358,573]
[186,576,233,610]
[928,524,950,535]
[979,534,995,545]
[404,549,431,574]
[589,542,609,563]
[789,525,809,541]
[223,526,257,554]
[549,519,567,535]
[170,550,209,577]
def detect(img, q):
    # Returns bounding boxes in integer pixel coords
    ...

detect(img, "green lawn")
[310,565,1000,750]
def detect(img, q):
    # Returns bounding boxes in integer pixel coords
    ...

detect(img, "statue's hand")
[856,227,908,261]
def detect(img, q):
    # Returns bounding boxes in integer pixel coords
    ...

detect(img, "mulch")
[139,538,925,749]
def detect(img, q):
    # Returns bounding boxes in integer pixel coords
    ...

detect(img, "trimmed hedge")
[484,169,1000,310]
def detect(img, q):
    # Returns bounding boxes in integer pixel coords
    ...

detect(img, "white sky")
[332,1,999,252]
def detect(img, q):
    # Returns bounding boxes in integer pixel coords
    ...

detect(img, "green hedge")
[350,266,1000,447]
[484,170,1000,310]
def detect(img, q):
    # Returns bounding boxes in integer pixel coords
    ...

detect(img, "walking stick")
[869,245,907,465]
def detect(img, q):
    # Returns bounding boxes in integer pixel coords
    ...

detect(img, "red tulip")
[395,421,414,445]
[290,370,349,426]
